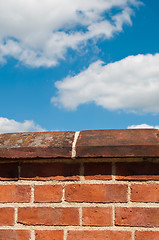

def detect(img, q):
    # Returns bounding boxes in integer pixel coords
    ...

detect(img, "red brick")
[20,163,80,181]
[35,230,63,240]
[82,207,112,226]
[0,185,31,202]
[18,207,79,225]
[34,185,62,202]
[0,230,30,240]
[67,230,132,240]
[65,184,127,203]
[135,231,159,240]
[84,163,112,180]
[116,207,159,227]
[131,184,159,202]
[0,208,14,225]
[116,162,159,181]
[0,163,18,180]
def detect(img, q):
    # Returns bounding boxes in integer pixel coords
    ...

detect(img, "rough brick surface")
[35,230,63,240]
[115,207,159,227]
[0,185,31,202]
[67,230,132,240]
[131,184,159,202]
[84,162,112,180]
[135,231,159,240]
[0,230,30,240]
[65,184,127,203]
[34,185,63,202]
[18,207,79,225]
[0,163,18,180]
[116,162,159,180]
[20,163,80,180]
[0,208,14,225]
[82,207,112,226]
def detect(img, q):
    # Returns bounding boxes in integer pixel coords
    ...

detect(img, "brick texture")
[67,231,132,240]
[116,162,159,180]
[18,207,79,225]
[65,184,127,202]
[131,184,159,202]
[115,207,159,227]
[20,163,80,180]
[0,185,31,202]
[84,162,112,180]
[135,231,159,240]
[35,230,63,240]
[0,163,18,180]
[0,208,14,225]
[0,159,159,240]
[34,185,63,202]
[82,207,112,226]
[0,230,30,240]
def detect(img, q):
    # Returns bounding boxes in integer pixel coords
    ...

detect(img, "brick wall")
[0,130,159,240]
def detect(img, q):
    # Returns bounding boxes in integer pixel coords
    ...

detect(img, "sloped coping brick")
[0,129,159,159]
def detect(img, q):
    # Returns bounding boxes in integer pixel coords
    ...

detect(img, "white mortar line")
[64,229,67,240]
[72,131,80,158]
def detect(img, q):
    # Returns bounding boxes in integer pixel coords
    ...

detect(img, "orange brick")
[35,230,63,240]
[0,185,31,203]
[65,184,127,203]
[0,208,14,225]
[0,230,30,240]
[82,207,112,226]
[131,184,159,202]
[135,231,159,240]
[18,207,79,225]
[116,162,159,181]
[67,230,132,240]
[34,185,62,202]
[116,207,159,227]
[84,162,112,180]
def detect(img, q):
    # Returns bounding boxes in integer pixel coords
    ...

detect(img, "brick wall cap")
[0,129,159,159]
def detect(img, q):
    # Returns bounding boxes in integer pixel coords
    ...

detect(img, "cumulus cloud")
[128,124,159,129]
[0,0,140,67]
[0,117,45,134]
[52,53,159,113]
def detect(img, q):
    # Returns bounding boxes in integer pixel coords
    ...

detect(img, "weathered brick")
[20,163,80,181]
[135,231,159,240]
[84,162,112,180]
[0,208,14,225]
[82,207,112,226]
[18,207,79,225]
[67,230,132,240]
[116,162,159,181]
[0,230,30,240]
[65,184,127,203]
[131,184,159,202]
[116,207,159,227]
[34,185,62,202]
[35,230,63,240]
[0,185,31,202]
[0,163,18,180]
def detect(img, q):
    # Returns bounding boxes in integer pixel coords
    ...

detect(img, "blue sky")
[0,0,159,133]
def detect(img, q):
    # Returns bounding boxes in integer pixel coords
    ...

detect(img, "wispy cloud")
[0,117,45,134]
[52,53,159,113]
[0,0,140,67]
[128,124,159,129]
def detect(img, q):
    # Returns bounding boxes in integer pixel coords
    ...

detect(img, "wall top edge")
[0,129,159,159]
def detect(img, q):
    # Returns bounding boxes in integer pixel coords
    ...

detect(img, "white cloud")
[52,53,159,113]
[0,0,140,67]
[128,124,159,129]
[0,117,45,134]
